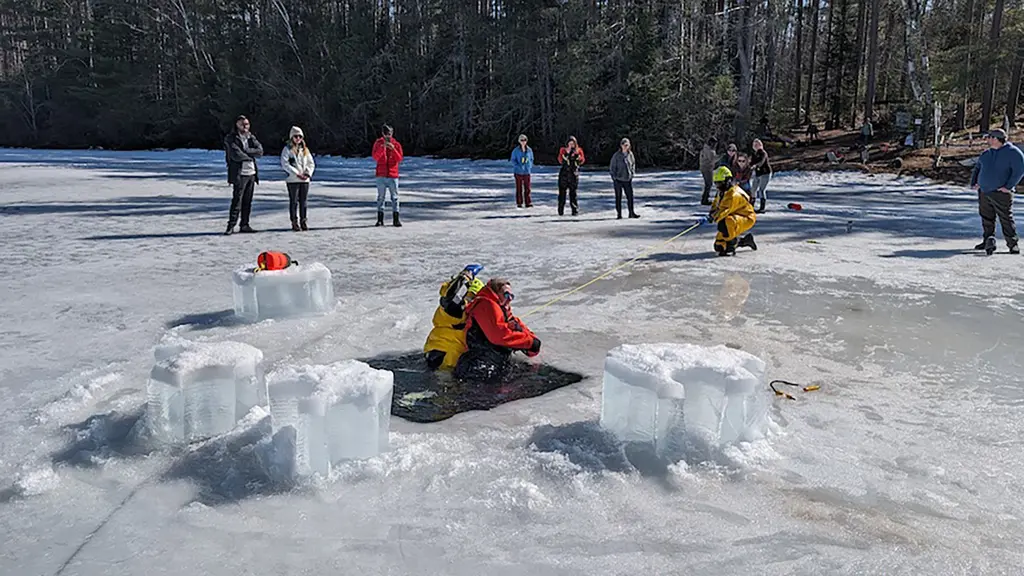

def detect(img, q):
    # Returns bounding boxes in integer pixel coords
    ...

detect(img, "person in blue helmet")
[424,264,486,370]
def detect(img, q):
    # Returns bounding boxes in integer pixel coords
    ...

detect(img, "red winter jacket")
[464,286,538,356]
[372,137,404,178]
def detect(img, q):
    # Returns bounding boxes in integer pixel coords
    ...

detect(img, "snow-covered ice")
[3,149,1024,575]
[267,360,393,477]
[601,343,770,457]
[146,340,266,444]
[232,261,334,321]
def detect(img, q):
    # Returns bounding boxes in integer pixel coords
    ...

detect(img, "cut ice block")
[146,341,266,444]
[267,360,394,477]
[232,262,334,321]
[600,343,769,457]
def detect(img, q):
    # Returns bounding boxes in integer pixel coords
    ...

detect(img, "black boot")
[985,236,997,256]
[738,234,758,251]
[300,220,308,231]
[376,211,384,227]
[617,212,622,220]
[224,224,234,235]
[239,225,257,234]
[629,212,640,219]
[393,212,402,227]
[974,240,987,250]
[291,220,301,232]
[757,199,766,213]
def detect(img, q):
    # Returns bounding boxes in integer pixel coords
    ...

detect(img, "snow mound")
[600,343,772,462]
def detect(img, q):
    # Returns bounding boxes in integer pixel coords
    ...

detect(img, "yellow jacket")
[423,280,470,370]
[711,184,756,239]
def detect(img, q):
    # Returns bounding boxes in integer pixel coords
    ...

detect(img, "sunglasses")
[503,289,515,302]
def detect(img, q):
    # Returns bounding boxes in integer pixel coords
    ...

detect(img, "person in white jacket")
[280,126,316,231]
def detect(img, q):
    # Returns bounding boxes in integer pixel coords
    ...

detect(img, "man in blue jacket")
[971,129,1024,255]
[510,134,534,208]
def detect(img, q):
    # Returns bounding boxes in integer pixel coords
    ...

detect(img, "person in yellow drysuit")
[709,166,758,256]
[424,264,485,370]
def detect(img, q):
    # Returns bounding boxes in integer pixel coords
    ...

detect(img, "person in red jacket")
[453,278,542,385]
[372,124,404,227]
[557,136,586,216]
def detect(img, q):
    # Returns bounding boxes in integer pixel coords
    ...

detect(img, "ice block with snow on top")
[232,262,334,322]
[146,340,266,444]
[267,360,394,478]
[600,343,769,458]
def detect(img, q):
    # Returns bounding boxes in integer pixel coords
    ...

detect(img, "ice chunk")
[146,341,266,444]
[600,343,769,458]
[267,360,393,477]
[232,262,334,321]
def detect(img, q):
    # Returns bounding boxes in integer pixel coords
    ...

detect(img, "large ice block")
[267,360,394,477]
[232,262,335,322]
[600,343,769,457]
[146,340,266,444]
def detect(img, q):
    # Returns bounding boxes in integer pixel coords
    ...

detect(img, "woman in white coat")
[280,126,316,231]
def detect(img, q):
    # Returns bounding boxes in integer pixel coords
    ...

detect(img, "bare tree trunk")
[821,0,832,111]
[1006,48,1024,128]
[980,0,1005,132]
[849,0,867,126]
[735,0,755,141]
[794,0,804,124]
[864,0,880,122]
[956,0,977,131]
[803,0,820,123]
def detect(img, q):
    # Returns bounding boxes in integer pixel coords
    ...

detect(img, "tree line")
[0,0,1022,167]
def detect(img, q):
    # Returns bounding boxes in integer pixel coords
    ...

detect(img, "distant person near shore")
[510,134,534,208]
[224,115,264,235]
[280,126,315,231]
[970,128,1024,255]
[372,124,404,227]
[609,138,639,219]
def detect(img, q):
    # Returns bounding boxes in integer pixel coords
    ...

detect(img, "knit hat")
[988,128,1008,142]
[289,126,304,139]
[620,138,631,146]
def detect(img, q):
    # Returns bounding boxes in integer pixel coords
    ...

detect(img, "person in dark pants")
[280,126,316,231]
[557,136,586,216]
[453,278,541,386]
[224,115,264,235]
[699,137,718,205]
[970,129,1024,255]
[609,138,639,219]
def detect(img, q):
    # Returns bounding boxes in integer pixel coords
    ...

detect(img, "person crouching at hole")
[709,166,757,256]
[424,264,485,371]
[454,278,542,385]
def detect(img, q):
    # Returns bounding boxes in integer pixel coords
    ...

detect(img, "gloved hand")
[463,263,484,278]
[696,215,710,226]
[526,337,542,357]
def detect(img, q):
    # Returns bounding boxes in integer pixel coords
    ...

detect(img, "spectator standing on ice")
[732,152,753,194]
[557,136,585,216]
[699,137,718,205]
[510,134,534,208]
[372,124,404,227]
[609,138,639,219]
[280,126,316,232]
[716,143,738,172]
[224,115,264,235]
[970,128,1024,255]
[750,138,772,214]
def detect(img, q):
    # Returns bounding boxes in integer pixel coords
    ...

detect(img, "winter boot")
[629,212,640,219]
[393,212,402,227]
[985,236,997,256]
[239,225,257,234]
[1011,244,1021,255]
[617,212,622,220]
[291,221,301,232]
[224,224,235,236]
[757,199,766,213]
[376,211,384,227]
[974,241,986,250]
[300,220,308,231]
[738,234,758,251]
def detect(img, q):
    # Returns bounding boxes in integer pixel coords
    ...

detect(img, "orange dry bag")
[255,251,296,272]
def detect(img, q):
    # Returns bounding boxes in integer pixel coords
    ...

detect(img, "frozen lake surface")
[1,149,1022,575]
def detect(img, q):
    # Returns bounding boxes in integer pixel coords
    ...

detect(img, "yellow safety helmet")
[468,278,485,295]
[713,166,733,183]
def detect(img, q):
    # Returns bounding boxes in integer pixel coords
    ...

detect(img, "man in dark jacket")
[453,278,541,386]
[609,138,639,219]
[224,115,264,235]
[970,129,1024,255]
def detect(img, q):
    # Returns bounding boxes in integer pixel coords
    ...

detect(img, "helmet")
[463,264,484,278]
[467,278,485,295]
[713,166,733,183]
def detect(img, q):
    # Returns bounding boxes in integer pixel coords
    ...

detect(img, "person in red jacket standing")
[454,278,542,385]
[372,124,404,227]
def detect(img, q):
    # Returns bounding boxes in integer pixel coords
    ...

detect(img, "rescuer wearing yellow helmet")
[709,166,758,256]
[424,264,486,370]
